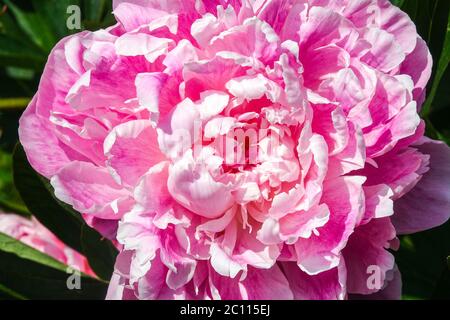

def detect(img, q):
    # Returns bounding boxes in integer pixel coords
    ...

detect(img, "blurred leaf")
[426,0,450,62]
[421,5,450,118]
[390,0,406,8]
[0,5,29,41]
[5,67,34,80]
[13,144,118,280]
[81,224,118,281]
[432,256,450,299]
[0,283,26,300]
[426,1,450,141]
[399,0,446,48]
[0,35,45,69]
[0,0,116,102]
[83,0,106,23]
[0,231,72,271]
[31,0,81,38]
[0,198,28,216]
[0,97,29,109]
[395,220,450,299]
[82,0,114,30]
[0,150,28,215]
[3,0,56,52]
[0,232,108,299]
[400,0,418,20]
[0,109,22,152]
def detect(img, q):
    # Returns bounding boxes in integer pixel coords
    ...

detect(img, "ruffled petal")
[393,139,450,234]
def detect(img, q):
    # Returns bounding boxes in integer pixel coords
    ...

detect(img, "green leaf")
[0,150,29,216]
[3,0,56,52]
[82,0,114,30]
[5,67,35,81]
[395,220,450,299]
[83,0,107,23]
[432,261,450,299]
[0,283,26,300]
[401,0,419,23]
[81,224,118,281]
[421,6,450,118]
[0,231,69,271]
[0,6,29,41]
[31,0,81,38]
[0,97,29,109]
[390,0,406,8]
[0,35,45,69]
[0,232,108,299]
[426,0,450,60]
[13,144,118,280]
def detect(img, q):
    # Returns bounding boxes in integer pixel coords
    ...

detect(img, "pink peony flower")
[19,0,450,299]
[0,213,93,275]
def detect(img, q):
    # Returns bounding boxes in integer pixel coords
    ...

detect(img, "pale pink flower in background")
[0,213,93,275]
[19,0,450,299]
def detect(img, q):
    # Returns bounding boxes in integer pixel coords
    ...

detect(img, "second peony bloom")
[19,0,450,299]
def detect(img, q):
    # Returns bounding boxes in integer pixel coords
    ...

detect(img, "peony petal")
[294,176,366,275]
[168,151,234,219]
[115,33,173,63]
[281,260,347,300]
[19,98,72,178]
[51,161,133,219]
[240,265,294,300]
[226,74,282,102]
[400,38,433,107]
[135,72,169,114]
[343,218,396,295]
[114,2,178,32]
[361,184,394,225]
[104,120,166,187]
[393,138,450,234]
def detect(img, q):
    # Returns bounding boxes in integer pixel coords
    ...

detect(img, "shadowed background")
[0,0,449,300]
